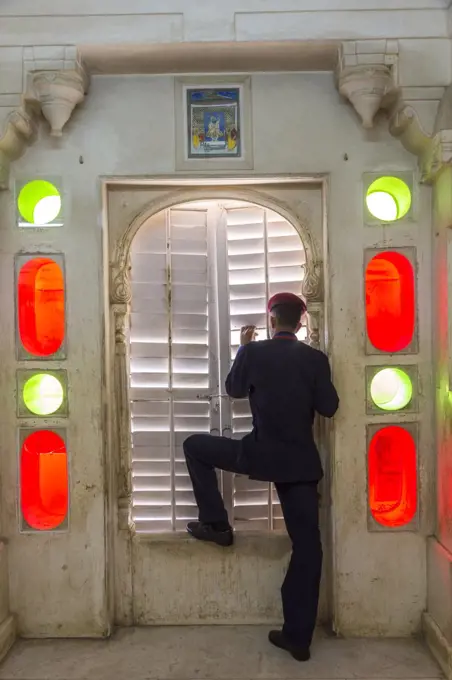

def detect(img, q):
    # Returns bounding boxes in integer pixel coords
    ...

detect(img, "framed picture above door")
[175,76,253,171]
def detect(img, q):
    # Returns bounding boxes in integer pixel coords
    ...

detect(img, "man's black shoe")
[268,630,310,662]
[187,521,233,547]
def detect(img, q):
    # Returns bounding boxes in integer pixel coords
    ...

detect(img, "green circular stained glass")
[23,374,64,416]
[18,180,61,225]
[366,176,412,222]
[370,368,413,412]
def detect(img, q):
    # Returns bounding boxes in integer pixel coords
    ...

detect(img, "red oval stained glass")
[365,251,415,352]
[20,430,68,531]
[368,425,417,528]
[18,257,65,357]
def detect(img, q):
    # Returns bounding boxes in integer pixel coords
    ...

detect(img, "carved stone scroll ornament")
[110,250,132,305]
[302,260,323,303]
[388,96,452,184]
[112,303,133,530]
[0,101,39,189]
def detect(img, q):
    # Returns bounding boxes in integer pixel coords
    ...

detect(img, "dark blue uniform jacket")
[225,333,339,483]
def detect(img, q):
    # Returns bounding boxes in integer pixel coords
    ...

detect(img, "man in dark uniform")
[183,292,339,662]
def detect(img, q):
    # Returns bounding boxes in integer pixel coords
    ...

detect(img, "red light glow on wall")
[18,257,65,357]
[20,430,68,531]
[368,425,417,528]
[365,251,415,352]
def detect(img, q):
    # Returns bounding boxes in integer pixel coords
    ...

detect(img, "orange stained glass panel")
[18,257,65,357]
[365,251,415,352]
[20,430,68,531]
[368,425,417,528]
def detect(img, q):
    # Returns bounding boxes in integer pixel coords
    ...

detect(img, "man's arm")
[225,345,251,399]
[314,352,339,418]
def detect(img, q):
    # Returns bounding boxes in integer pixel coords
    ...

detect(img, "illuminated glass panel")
[365,251,415,352]
[368,426,417,528]
[370,368,413,411]
[18,257,65,357]
[20,430,68,531]
[23,374,64,416]
[17,180,61,226]
[366,177,412,222]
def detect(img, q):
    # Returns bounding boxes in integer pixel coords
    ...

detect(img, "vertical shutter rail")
[167,209,177,532]
[263,209,273,532]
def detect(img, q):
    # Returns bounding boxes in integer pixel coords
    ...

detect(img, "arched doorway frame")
[104,180,331,625]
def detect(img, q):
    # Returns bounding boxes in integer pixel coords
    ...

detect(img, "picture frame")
[175,76,253,171]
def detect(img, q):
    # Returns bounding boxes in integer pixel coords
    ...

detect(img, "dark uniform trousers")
[184,433,322,649]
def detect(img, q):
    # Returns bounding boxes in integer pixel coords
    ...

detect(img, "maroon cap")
[267,292,307,314]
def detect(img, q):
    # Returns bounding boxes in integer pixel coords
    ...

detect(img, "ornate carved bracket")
[337,65,398,129]
[0,100,40,190]
[28,64,89,137]
[0,48,89,189]
[389,98,452,184]
[336,42,452,184]
[336,41,399,129]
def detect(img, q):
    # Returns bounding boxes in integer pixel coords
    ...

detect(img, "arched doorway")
[106,181,330,627]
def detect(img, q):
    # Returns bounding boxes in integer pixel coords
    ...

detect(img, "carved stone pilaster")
[0,100,40,189]
[29,65,89,137]
[112,303,133,530]
[336,41,399,129]
[307,310,321,350]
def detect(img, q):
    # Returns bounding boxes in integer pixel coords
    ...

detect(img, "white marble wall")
[0,0,449,640]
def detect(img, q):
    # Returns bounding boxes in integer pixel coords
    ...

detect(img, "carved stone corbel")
[0,100,40,189]
[388,97,452,184]
[337,64,398,129]
[29,64,89,137]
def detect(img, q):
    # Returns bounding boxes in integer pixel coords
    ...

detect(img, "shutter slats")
[130,201,309,533]
[130,207,211,532]
[225,205,307,531]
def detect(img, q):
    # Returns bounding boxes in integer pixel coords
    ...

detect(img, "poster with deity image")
[187,88,241,159]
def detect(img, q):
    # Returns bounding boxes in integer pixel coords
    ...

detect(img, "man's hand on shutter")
[240,325,258,346]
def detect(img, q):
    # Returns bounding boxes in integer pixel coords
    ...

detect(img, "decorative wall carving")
[303,261,323,304]
[336,41,452,184]
[307,310,321,350]
[338,65,398,129]
[29,66,88,137]
[0,101,40,190]
[389,98,452,184]
[0,46,89,189]
[110,251,132,305]
[336,40,399,129]
[112,303,133,530]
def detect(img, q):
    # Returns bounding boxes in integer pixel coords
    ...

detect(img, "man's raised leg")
[183,433,246,546]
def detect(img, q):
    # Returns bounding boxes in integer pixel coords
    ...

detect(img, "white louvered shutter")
[129,200,309,533]
[130,207,216,532]
[221,206,308,531]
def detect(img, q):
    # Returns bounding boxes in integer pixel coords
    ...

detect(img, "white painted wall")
[0,68,436,636]
[0,0,449,45]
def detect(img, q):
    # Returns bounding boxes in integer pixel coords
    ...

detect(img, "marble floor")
[0,626,443,680]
